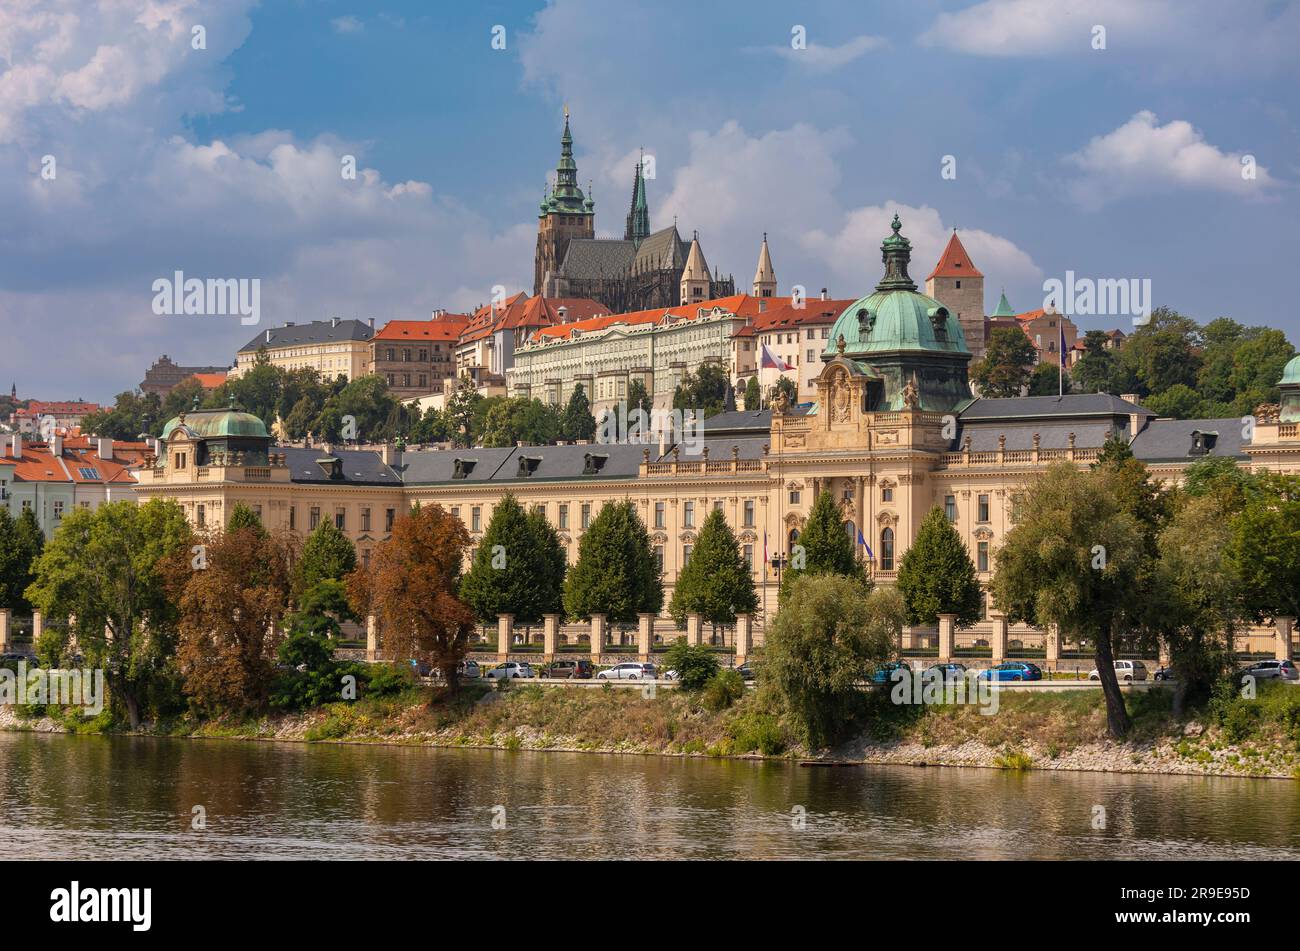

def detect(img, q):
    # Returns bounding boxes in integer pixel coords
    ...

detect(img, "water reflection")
[2,733,1297,860]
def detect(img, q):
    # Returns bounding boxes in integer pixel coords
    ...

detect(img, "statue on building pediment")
[901,374,920,410]
[1255,403,1280,424]
[773,389,789,415]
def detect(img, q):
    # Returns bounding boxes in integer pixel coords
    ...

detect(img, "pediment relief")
[973,527,994,540]
[876,510,898,527]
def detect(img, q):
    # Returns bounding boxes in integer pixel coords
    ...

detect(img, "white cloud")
[330,16,363,35]
[1064,110,1276,208]
[919,0,1161,57]
[762,34,885,72]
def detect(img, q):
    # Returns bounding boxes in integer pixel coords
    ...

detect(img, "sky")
[1,0,1297,403]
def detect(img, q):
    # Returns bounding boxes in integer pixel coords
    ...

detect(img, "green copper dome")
[1280,354,1300,386]
[825,216,969,358]
[161,408,269,440]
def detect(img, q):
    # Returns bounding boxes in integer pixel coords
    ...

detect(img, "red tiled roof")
[3,444,135,484]
[460,294,610,343]
[190,372,228,389]
[926,232,983,281]
[732,298,855,337]
[25,400,101,416]
[375,314,471,342]
[531,294,772,343]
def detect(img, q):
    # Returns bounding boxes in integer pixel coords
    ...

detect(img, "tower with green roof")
[534,108,596,295]
[625,154,650,245]
[823,215,974,412]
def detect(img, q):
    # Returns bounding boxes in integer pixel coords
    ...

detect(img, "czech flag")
[760,344,791,372]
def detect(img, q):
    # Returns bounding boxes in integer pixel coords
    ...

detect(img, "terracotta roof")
[732,298,855,338]
[375,314,471,342]
[190,372,228,389]
[459,294,609,344]
[3,444,135,484]
[926,232,983,281]
[23,400,101,416]
[531,294,759,343]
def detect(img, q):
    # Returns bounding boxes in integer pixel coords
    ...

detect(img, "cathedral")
[533,111,734,313]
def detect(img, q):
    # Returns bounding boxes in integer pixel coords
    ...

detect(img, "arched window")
[845,520,857,545]
[788,528,800,554]
[880,527,895,571]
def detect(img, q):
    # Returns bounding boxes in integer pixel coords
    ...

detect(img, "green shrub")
[700,669,744,712]
[363,662,415,698]
[727,712,786,755]
[663,638,720,691]
[992,748,1033,770]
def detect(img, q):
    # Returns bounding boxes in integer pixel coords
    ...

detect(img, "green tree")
[970,326,1035,397]
[896,507,982,627]
[1027,361,1069,396]
[1071,331,1123,394]
[743,376,761,411]
[990,463,1149,737]
[668,508,757,629]
[25,499,192,727]
[1117,306,1201,397]
[482,397,562,447]
[662,638,720,690]
[460,494,565,625]
[1143,383,1202,419]
[446,375,484,447]
[781,490,867,598]
[312,375,398,445]
[1226,472,1300,625]
[298,518,357,593]
[227,502,266,534]
[221,353,283,430]
[763,575,902,748]
[80,389,163,440]
[0,507,43,612]
[627,378,650,413]
[563,500,663,623]
[672,362,731,417]
[561,384,597,441]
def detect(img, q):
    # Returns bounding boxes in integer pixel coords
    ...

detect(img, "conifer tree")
[459,494,565,624]
[895,507,982,626]
[298,517,357,592]
[669,508,757,627]
[562,383,597,442]
[780,490,868,598]
[563,500,662,623]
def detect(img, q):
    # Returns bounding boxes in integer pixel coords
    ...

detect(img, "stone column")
[1275,616,1295,662]
[735,613,753,664]
[497,613,514,662]
[686,613,702,647]
[543,613,560,663]
[0,609,10,652]
[937,614,956,663]
[989,612,1008,665]
[637,613,655,662]
[1158,637,1172,668]
[590,614,606,660]
[366,614,378,661]
[31,610,43,645]
[1045,623,1062,667]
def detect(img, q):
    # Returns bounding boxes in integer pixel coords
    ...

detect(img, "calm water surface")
[3,732,1298,859]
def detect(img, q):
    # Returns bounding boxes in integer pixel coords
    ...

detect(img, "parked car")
[978,662,1044,682]
[485,661,536,681]
[597,662,656,680]
[1153,665,1177,681]
[409,658,432,677]
[542,659,594,680]
[870,661,912,686]
[1088,660,1148,683]
[458,660,481,679]
[1241,659,1299,682]
[733,664,756,682]
[661,668,679,681]
[925,663,968,682]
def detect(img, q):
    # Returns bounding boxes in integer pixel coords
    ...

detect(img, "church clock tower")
[534,107,595,295]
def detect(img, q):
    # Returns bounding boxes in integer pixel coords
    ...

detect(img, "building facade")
[370,311,469,400]
[133,218,1300,660]
[140,355,229,398]
[231,318,376,381]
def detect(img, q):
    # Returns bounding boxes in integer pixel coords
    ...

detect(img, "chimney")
[820,288,828,300]
[7,434,19,458]
[265,329,271,343]
[97,436,114,460]
[51,433,63,457]
[369,317,375,328]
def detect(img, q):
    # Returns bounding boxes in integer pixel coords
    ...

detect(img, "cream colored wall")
[231,341,371,381]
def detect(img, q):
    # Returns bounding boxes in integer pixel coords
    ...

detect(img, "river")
[3,731,1298,859]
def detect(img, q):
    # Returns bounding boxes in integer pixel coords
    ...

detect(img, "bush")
[663,638,719,691]
[700,669,744,712]
[727,712,786,756]
[362,662,416,698]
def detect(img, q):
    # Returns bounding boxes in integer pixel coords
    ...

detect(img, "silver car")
[597,662,656,681]
[485,661,536,680]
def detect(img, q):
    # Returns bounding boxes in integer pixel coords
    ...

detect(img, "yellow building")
[230,318,376,381]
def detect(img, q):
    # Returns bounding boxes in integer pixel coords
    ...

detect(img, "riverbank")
[4,680,1299,780]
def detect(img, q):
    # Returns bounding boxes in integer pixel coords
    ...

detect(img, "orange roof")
[732,298,855,337]
[375,313,471,342]
[1013,308,1063,322]
[3,444,135,485]
[927,232,983,281]
[531,294,771,343]
[25,400,101,416]
[190,372,228,389]
[460,294,610,343]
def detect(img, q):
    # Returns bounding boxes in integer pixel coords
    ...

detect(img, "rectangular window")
[581,504,591,530]
[978,541,989,572]
[944,495,957,522]
[385,508,395,532]
[361,507,371,531]
[743,500,754,527]
[471,506,481,532]
[683,500,695,528]
[310,506,320,530]
[559,504,569,529]
[654,545,664,573]
[362,550,371,569]
[335,507,346,530]
[714,499,725,512]
[252,504,262,520]
[683,543,693,564]
[882,486,893,502]
[978,494,989,522]
[744,544,754,570]
[654,502,665,529]
[807,349,815,363]
[53,500,64,520]
[789,489,801,506]
[197,504,206,527]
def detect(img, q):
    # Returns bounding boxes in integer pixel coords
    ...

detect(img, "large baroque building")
[136,218,1300,660]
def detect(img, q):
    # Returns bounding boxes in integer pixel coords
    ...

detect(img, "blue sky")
[2,0,1297,402]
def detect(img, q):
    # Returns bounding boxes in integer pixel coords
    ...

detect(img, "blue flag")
[858,528,874,560]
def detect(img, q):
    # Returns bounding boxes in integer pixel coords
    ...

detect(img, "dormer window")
[517,455,542,478]
[453,458,477,479]
[582,452,608,475]
[1189,431,1218,456]
[316,456,344,480]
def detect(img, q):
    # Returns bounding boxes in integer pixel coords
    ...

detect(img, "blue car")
[978,662,1043,682]
[870,661,912,685]
[925,663,968,682]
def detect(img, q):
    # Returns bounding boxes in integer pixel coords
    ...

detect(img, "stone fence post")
[590,614,606,661]
[1045,623,1062,668]
[735,613,752,664]
[0,609,10,653]
[686,613,702,647]
[637,613,655,662]
[989,612,1008,665]
[937,614,956,663]
[497,613,514,662]
[543,614,561,662]
[366,614,378,661]
[31,610,43,644]
[1276,616,1295,662]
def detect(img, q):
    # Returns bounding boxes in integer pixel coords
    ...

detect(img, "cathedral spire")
[752,232,776,297]
[543,107,590,217]
[625,154,650,245]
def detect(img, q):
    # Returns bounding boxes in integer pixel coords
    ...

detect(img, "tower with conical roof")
[680,232,711,305]
[925,229,986,363]
[534,107,595,295]
[752,233,776,297]
[625,155,650,245]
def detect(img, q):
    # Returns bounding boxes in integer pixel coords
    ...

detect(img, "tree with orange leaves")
[346,503,475,694]
[173,522,297,716]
